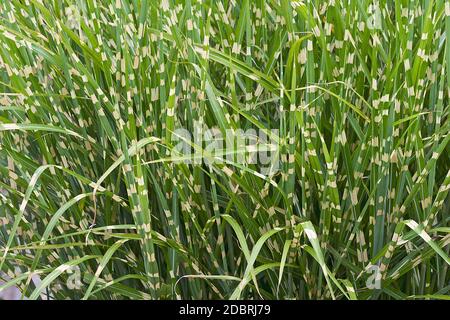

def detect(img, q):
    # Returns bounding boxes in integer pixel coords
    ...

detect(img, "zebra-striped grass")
[0,0,449,300]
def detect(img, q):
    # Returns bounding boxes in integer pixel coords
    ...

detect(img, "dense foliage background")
[0,0,449,299]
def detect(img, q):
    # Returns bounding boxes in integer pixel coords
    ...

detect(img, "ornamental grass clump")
[0,0,449,300]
